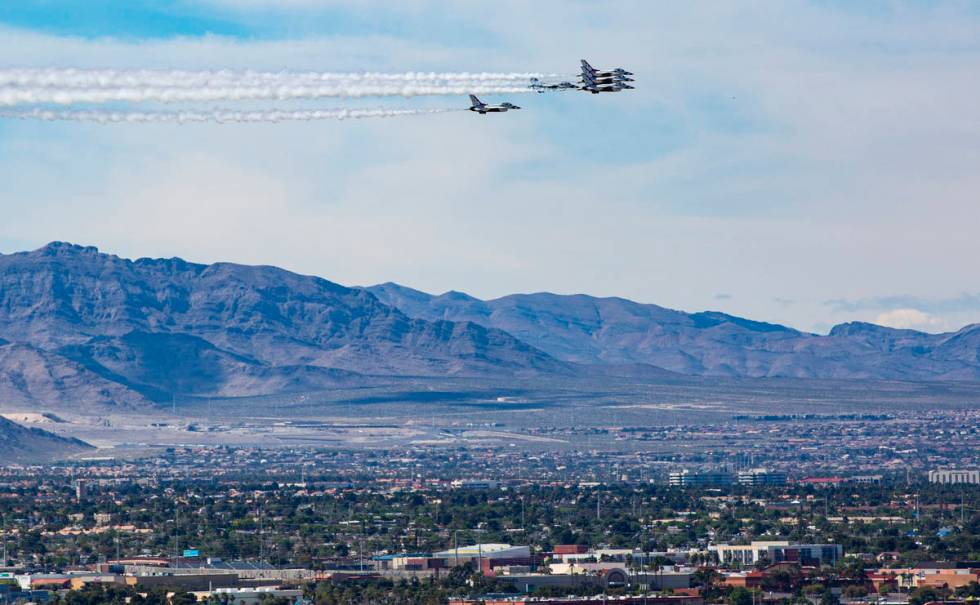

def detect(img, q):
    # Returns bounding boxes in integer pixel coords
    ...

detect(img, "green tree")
[729,586,753,605]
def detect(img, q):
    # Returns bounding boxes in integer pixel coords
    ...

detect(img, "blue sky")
[0,1,503,44]
[1,1,979,333]
[0,2,246,38]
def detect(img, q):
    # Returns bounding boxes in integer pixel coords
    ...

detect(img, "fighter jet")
[581,60,633,78]
[529,78,578,93]
[583,73,634,84]
[580,83,631,94]
[468,95,520,114]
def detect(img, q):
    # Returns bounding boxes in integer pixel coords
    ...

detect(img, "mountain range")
[0,242,977,411]
[0,242,567,410]
[367,283,980,380]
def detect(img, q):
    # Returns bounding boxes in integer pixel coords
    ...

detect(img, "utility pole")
[174,506,180,565]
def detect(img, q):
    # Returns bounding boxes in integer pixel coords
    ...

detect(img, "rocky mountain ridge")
[366,282,980,380]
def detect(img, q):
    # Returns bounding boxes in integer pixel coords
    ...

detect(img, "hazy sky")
[1,1,979,334]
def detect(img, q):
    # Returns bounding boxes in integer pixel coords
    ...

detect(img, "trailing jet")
[468,95,520,114]
[529,78,578,93]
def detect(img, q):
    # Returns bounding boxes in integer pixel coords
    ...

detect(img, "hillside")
[0,415,92,463]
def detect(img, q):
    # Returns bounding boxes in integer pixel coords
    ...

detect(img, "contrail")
[0,83,535,106]
[0,107,460,124]
[0,68,562,89]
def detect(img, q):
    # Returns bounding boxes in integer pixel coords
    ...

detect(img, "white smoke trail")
[0,83,535,106]
[0,107,460,124]
[0,68,564,89]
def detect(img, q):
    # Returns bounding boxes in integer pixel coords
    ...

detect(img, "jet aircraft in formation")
[578,59,634,94]
[468,59,633,115]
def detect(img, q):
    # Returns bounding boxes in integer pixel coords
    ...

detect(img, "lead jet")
[581,59,633,78]
[468,94,521,114]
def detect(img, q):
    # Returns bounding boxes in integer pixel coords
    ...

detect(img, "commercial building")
[669,470,733,487]
[874,563,980,590]
[928,469,980,485]
[431,544,537,575]
[126,559,313,582]
[450,596,704,605]
[371,553,445,572]
[370,544,536,576]
[709,541,841,567]
[769,544,842,567]
[668,466,789,487]
[194,587,303,605]
[737,469,787,486]
[539,547,694,591]
[451,479,501,490]
[711,541,791,566]
[550,547,666,566]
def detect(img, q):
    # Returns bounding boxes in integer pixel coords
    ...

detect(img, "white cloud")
[874,309,948,332]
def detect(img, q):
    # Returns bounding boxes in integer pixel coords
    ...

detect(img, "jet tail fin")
[581,59,596,73]
[469,94,482,106]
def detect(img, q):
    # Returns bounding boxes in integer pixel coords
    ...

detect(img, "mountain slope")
[0,415,92,464]
[366,283,980,380]
[0,341,154,410]
[0,243,567,408]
